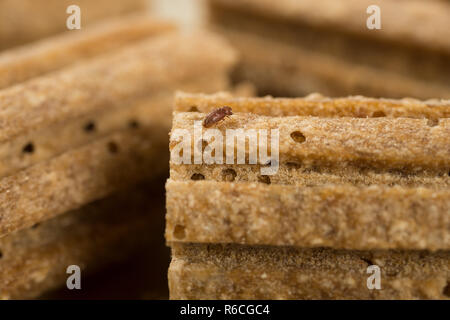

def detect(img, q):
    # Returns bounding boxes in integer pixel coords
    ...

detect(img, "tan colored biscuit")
[166,180,450,250]
[171,112,450,170]
[212,28,450,99]
[0,15,175,90]
[209,1,450,85]
[0,0,148,50]
[169,243,450,300]
[208,0,450,98]
[0,127,165,238]
[0,183,162,300]
[175,92,450,118]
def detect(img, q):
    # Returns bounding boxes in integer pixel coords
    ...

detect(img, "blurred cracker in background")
[0,0,149,51]
[207,0,450,99]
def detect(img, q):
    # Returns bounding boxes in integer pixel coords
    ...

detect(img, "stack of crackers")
[207,0,450,99]
[0,13,237,298]
[166,92,449,299]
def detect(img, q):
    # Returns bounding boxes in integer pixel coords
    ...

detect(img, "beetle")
[202,106,233,128]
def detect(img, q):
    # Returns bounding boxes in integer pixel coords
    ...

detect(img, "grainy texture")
[0,31,235,177]
[212,28,450,99]
[0,76,228,178]
[171,112,450,170]
[170,163,450,189]
[0,183,162,300]
[0,15,175,89]
[175,92,450,118]
[166,180,450,250]
[0,0,148,50]
[0,31,237,144]
[169,243,450,300]
[0,127,165,238]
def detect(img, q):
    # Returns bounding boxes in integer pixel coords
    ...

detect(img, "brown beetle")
[203,106,233,128]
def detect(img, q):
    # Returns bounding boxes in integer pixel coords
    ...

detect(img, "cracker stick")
[169,243,450,300]
[0,0,148,50]
[171,112,449,170]
[0,15,175,89]
[210,0,450,54]
[0,183,162,300]
[175,92,450,118]
[210,29,450,99]
[165,180,450,250]
[0,127,164,238]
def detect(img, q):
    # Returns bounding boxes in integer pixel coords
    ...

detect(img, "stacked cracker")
[0,16,237,299]
[166,92,450,299]
[207,0,450,99]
